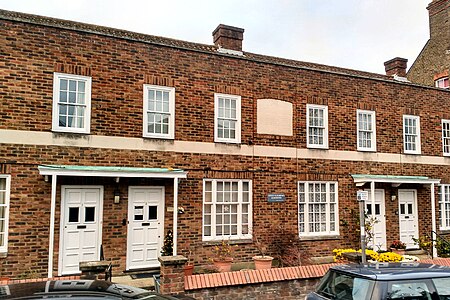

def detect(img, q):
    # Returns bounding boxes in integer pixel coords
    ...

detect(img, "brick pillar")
[158,255,187,295]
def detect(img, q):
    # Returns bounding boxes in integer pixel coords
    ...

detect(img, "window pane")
[149,206,157,220]
[68,207,79,223]
[134,206,144,221]
[85,207,95,222]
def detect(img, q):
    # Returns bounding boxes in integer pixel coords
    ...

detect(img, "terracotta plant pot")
[253,255,273,270]
[213,258,233,272]
[184,264,194,276]
[391,248,406,255]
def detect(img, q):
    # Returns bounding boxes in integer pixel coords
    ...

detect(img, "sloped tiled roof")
[0,9,394,82]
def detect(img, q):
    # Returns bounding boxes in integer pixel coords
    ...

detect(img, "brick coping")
[184,263,339,290]
[185,257,450,290]
[0,275,80,285]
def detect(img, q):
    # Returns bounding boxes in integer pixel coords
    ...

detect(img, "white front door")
[127,187,164,270]
[398,189,419,249]
[365,189,387,251]
[60,187,103,275]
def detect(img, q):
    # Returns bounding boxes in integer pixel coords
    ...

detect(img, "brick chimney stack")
[213,24,244,52]
[384,57,408,77]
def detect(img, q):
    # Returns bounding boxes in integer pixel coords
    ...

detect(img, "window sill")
[0,252,7,258]
[299,235,341,241]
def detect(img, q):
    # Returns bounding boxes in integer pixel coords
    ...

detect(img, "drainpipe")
[371,181,375,248]
[172,178,178,256]
[48,174,57,278]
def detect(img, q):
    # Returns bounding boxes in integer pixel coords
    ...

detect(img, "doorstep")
[113,274,155,290]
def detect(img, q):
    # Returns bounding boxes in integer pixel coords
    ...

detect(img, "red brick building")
[1,8,450,279]
[408,0,450,89]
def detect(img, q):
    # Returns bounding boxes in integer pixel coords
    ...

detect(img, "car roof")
[0,280,192,300]
[330,263,450,281]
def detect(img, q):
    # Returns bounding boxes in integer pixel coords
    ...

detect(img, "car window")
[316,271,374,300]
[432,277,450,297]
[387,280,433,300]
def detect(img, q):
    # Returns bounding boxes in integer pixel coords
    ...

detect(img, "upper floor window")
[52,73,92,134]
[143,85,175,139]
[403,115,421,154]
[307,104,328,149]
[357,110,376,152]
[203,179,252,241]
[298,181,338,237]
[439,185,450,230]
[443,120,450,156]
[435,77,449,89]
[214,93,241,143]
[0,175,11,253]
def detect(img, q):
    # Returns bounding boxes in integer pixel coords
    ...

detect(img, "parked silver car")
[306,263,450,300]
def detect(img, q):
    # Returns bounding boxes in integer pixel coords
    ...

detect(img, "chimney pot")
[212,24,244,52]
[384,57,408,77]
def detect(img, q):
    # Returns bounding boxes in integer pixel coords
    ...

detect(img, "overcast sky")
[0,0,431,74]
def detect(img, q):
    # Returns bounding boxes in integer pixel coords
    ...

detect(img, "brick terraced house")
[1,6,450,279]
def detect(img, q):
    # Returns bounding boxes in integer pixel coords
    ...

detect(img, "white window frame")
[403,115,421,154]
[214,93,241,144]
[439,185,450,230]
[0,175,11,253]
[298,181,339,237]
[356,110,376,152]
[443,119,450,156]
[143,85,175,139]
[435,77,449,89]
[306,104,328,149]
[202,179,252,241]
[52,73,92,134]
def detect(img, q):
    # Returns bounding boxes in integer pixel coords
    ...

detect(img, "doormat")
[130,273,157,279]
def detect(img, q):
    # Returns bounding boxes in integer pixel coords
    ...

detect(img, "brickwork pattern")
[1,12,450,279]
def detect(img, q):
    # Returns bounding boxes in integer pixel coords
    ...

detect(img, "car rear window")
[316,270,374,300]
[432,277,450,297]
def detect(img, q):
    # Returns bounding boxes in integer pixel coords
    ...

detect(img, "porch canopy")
[38,165,187,278]
[351,174,440,257]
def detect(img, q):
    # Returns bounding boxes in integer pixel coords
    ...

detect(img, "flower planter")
[184,264,194,276]
[253,255,273,270]
[391,248,406,255]
[213,258,233,272]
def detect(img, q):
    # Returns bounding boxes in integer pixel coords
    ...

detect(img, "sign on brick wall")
[267,194,285,202]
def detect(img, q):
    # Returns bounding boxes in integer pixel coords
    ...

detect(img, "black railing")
[430,231,450,259]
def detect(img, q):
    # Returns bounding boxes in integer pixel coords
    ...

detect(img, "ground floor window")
[0,175,11,253]
[440,185,450,230]
[203,179,252,241]
[298,181,338,236]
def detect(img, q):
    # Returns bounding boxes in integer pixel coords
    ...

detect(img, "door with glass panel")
[127,187,164,270]
[398,189,419,249]
[364,189,387,251]
[60,187,103,275]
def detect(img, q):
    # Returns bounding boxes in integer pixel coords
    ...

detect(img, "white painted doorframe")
[58,186,103,276]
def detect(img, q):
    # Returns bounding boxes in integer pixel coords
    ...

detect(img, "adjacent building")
[1,5,450,279]
[408,0,450,89]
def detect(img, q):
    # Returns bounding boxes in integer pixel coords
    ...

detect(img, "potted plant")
[390,240,406,255]
[210,239,234,272]
[183,242,196,276]
[252,229,273,269]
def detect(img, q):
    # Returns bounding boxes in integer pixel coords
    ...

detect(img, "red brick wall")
[1,16,450,278]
